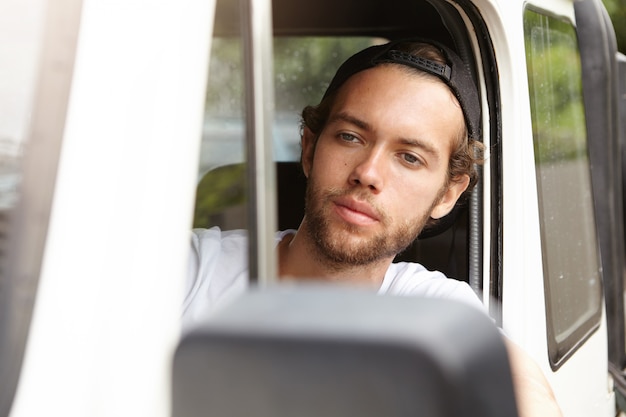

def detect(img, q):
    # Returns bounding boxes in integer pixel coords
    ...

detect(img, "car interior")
[194,0,495,290]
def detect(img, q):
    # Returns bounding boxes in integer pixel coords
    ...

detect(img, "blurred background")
[604,0,626,52]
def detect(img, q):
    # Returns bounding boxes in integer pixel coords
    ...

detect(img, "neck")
[277,227,393,288]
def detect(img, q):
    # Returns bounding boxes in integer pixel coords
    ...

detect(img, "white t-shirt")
[183,227,485,327]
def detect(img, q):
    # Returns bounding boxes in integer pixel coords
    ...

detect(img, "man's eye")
[339,133,359,143]
[402,153,422,166]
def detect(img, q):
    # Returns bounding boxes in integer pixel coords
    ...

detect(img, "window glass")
[195,36,378,230]
[524,8,603,368]
[194,36,247,230]
[272,37,378,161]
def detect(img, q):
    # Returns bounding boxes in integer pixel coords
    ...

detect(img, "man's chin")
[303,210,413,266]
[317,233,393,266]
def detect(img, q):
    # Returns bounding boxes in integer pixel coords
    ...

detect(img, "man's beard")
[302,177,441,270]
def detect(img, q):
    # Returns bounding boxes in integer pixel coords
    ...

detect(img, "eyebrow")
[397,137,440,161]
[327,111,441,160]
[327,111,371,131]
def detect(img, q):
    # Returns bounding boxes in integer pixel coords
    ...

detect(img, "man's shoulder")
[185,227,250,326]
[191,226,248,244]
[382,262,447,292]
[383,262,483,310]
[191,227,294,247]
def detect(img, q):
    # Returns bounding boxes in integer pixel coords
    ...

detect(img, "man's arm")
[505,339,564,417]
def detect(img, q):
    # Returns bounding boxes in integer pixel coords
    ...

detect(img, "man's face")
[300,65,469,267]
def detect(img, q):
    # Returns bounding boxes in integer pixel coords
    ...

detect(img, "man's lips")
[332,196,381,226]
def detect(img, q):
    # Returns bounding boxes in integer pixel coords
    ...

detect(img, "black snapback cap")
[322,38,481,140]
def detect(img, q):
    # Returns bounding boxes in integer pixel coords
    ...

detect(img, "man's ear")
[301,126,316,178]
[430,174,471,219]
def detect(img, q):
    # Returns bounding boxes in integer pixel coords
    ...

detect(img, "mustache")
[324,188,388,223]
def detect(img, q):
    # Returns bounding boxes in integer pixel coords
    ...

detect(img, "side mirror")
[173,286,518,417]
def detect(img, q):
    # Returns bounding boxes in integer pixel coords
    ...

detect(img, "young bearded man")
[184,39,563,417]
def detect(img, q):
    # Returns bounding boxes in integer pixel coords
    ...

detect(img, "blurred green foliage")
[204,37,375,116]
[525,9,588,164]
[193,163,246,228]
[604,0,626,52]
[273,37,376,115]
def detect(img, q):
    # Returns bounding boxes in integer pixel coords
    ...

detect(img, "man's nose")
[348,149,385,192]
